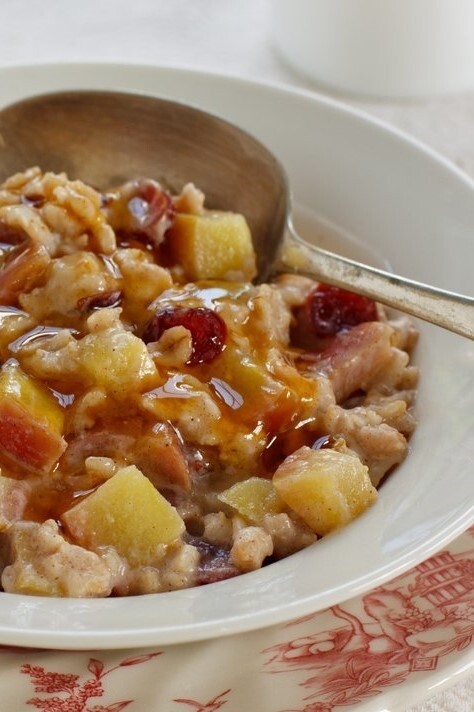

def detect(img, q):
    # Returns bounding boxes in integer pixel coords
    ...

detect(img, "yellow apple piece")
[0,363,66,474]
[218,477,284,525]
[273,446,377,536]
[208,343,287,429]
[79,327,157,397]
[61,465,185,567]
[168,211,257,281]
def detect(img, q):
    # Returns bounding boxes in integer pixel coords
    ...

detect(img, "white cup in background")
[271,0,474,99]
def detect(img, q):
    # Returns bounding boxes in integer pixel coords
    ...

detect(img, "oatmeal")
[0,168,418,597]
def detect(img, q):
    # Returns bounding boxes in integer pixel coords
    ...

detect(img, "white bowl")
[0,63,472,650]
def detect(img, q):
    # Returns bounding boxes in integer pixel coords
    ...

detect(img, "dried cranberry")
[142,307,227,366]
[308,284,378,337]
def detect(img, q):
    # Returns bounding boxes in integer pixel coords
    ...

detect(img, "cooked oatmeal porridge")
[0,168,418,597]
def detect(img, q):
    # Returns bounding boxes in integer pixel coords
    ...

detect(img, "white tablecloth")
[0,1,472,709]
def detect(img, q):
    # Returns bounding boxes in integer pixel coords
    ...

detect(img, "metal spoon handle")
[279,228,474,339]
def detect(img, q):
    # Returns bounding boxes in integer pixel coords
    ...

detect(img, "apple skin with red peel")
[0,364,66,475]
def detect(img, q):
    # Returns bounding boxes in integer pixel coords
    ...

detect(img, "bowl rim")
[0,61,472,650]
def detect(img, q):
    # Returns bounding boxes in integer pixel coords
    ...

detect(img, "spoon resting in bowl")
[0,90,472,338]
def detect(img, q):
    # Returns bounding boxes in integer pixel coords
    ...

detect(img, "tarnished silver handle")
[278,228,474,340]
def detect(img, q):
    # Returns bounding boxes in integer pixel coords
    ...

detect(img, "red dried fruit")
[187,537,240,585]
[0,241,51,305]
[106,179,175,251]
[308,283,378,337]
[142,307,227,366]
[76,290,122,312]
[127,179,174,231]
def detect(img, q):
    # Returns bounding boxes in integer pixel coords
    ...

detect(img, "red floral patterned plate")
[1,527,472,712]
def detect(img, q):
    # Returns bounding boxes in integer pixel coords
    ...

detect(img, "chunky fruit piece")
[135,423,191,492]
[0,363,66,474]
[273,446,377,536]
[0,240,51,306]
[304,321,394,403]
[79,327,157,396]
[308,284,378,337]
[105,179,175,245]
[0,307,34,357]
[215,350,284,427]
[61,465,185,567]
[126,180,174,231]
[142,307,227,366]
[167,211,256,281]
[207,342,318,432]
[218,477,284,525]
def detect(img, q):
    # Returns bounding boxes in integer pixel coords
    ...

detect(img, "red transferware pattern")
[264,528,474,711]
[1,527,472,711]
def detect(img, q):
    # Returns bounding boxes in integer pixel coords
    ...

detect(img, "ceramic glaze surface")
[0,63,472,650]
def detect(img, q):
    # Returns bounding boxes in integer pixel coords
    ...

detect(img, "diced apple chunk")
[135,423,191,492]
[273,446,377,536]
[209,344,289,429]
[168,211,257,281]
[61,465,185,567]
[79,328,157,397]
[0,363,66,474]
[218,477,284,525]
